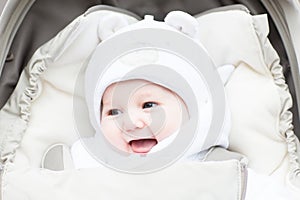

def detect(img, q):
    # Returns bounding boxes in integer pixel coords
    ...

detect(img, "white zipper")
[240,162,248,200]
[0,163,3,200]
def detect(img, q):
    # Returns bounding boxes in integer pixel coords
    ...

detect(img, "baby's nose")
[122,110,151,132]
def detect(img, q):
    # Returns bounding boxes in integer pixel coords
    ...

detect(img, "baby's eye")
[107,109,122,116]
[143,102,158,109]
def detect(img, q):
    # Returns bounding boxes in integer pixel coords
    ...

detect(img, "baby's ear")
[164,11,199,39]
[217,64,235,85]
[98,13,130,41]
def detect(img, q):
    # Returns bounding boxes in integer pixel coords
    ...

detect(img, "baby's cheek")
[100,121,116,140]
[167,106,182,125]
[101,121,131,152]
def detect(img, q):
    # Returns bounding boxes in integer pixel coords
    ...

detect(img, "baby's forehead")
[102,79,179,101]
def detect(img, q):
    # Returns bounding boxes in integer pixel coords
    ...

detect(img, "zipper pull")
[5,52,14,62]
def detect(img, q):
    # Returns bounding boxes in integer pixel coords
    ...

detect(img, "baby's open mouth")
[129,139,158,154]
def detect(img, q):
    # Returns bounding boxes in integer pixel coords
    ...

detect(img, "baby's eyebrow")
[101,100,112,108]
[138,92,153,99]
[141,91,168,101]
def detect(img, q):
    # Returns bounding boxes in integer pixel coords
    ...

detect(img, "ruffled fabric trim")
[253,16,300,188]
[19,59,46,122]
[0,54,47,165]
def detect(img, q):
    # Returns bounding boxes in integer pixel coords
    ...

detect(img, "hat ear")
[164,11,199,39]
[98,13,130,41]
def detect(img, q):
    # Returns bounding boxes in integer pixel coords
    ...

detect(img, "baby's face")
[100,79,187,154]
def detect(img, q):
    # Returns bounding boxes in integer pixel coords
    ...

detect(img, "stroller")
[1,0,300,199]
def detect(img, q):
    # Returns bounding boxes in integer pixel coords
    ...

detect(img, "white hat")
[83,11,232,171]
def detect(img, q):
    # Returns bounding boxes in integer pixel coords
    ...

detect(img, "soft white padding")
[195,10,291,175]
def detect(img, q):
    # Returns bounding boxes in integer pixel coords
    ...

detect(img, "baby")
[71,10,232,168]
